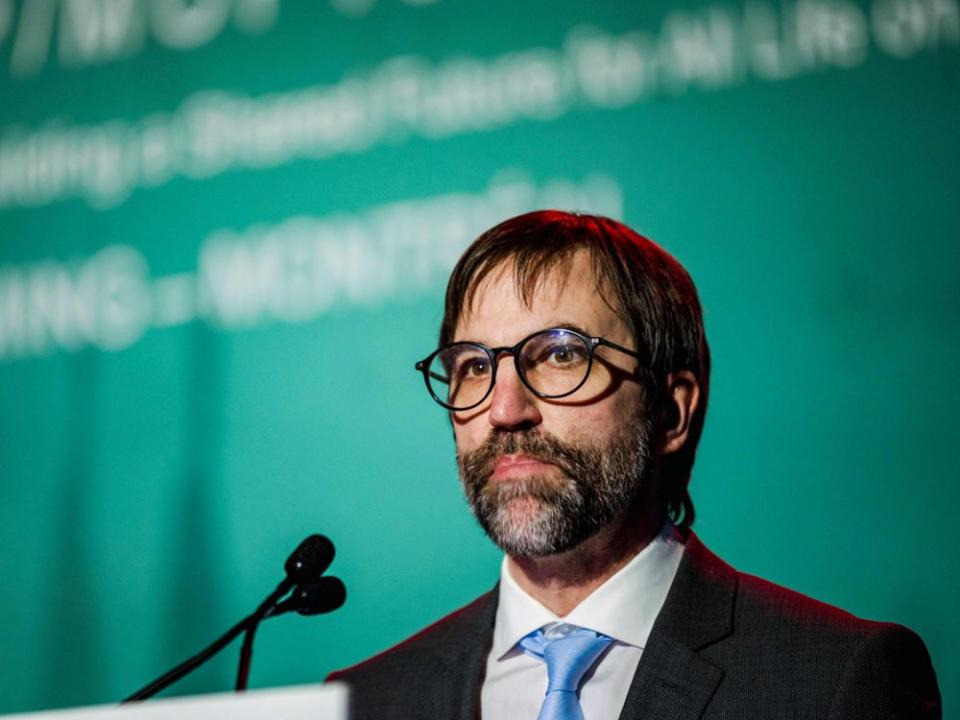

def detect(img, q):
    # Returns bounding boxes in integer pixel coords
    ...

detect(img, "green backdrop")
[1,0,957,715]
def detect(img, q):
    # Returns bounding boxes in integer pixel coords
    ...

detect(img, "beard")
[457,414,653,558]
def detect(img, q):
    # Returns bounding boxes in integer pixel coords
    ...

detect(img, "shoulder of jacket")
[733,569,912,644]
[326,587,497,682]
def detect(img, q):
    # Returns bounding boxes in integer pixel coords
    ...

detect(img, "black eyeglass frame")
[414,326,644,411]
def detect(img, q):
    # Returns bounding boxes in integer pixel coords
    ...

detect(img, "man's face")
[451,250,653,557]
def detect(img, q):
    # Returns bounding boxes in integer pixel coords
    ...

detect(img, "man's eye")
[542,344,585,366]
[457,357,491,378]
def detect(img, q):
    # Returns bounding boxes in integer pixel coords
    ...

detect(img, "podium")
[0,684,348,720]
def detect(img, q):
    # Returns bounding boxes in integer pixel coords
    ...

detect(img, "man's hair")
[439,210,710,531]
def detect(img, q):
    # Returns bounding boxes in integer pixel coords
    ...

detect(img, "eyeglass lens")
[426,329,592,409]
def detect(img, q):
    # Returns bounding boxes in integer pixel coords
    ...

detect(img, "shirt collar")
[490,523,686,660]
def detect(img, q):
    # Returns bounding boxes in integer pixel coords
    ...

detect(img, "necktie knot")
[519,625,613,719]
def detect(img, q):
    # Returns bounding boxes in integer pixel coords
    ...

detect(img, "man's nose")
[488,357,542,430]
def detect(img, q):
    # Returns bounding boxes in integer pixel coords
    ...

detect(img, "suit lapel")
[429,587,499,720]
[618,533,736,720]
[617,635,724,720]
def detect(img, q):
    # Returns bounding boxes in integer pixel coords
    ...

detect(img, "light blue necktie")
[519,625,614,720]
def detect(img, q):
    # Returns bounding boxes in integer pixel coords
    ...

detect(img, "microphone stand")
[122,534,340,704]
[123,578,292,703]
[234,580,290,691]
[123,615,251,703]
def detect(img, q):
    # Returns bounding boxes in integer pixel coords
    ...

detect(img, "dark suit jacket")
[327,534,941,719]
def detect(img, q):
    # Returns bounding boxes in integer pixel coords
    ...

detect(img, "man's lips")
[491,454,554,481]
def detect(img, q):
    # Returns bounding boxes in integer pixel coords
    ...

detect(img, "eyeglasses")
[415,327,643,411]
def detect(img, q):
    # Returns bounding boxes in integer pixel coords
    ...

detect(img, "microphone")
[235,536,339,690]
[284,534,335,586]
[267,577,347,618]
[123,534,344,703]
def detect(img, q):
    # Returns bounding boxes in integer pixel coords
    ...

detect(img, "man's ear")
[656,370,700,455]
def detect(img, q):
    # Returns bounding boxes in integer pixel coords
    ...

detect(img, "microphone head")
[291,577,347,616]
[284,535,335,584]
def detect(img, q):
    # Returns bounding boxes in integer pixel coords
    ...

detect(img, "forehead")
[453,250,626,344]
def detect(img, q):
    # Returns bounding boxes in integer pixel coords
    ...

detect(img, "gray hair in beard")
[457,415,653,557]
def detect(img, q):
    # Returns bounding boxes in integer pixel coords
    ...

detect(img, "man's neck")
[506,504,664,617]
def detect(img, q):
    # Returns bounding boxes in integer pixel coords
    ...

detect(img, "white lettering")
[150,0,232,50]
[661,8,739,91]
[928,0,960,46]
[567,26,657,107]
[0,170,622,359]
[81,245,151,350]
[81,123,131,208]
[0,246,149,358]
[0,270,28,358]
[794,0,868,69]
[873,0,960,57]
[25,261,88,354]
[195,170,623,330]
[265,218,341,321]
[498,51,566,121]
[137,114,177,186]
[59,0,145,66]
[3,5,955,211]
[0,0,14,47]
[746,1,803,79]
[10,0,57,77]
[182,92,238,178]
[198,229,277,326]
[6,0,283,76]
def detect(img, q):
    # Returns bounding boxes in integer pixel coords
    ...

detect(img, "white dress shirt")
[480,523,686,720]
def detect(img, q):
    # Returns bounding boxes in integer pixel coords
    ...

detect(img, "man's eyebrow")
[455,323,597,346]
[542,321,594,337]
[502,320,593,342]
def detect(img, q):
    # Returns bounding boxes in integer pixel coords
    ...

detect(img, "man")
[328,211,940,719]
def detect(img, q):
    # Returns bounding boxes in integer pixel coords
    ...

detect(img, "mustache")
[458,429,593,482]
